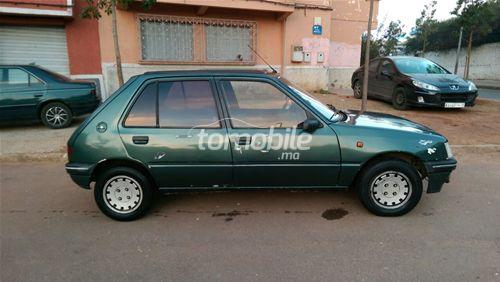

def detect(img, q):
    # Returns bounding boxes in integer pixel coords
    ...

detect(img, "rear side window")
[124,80,220,128]
[158,81,220,128]
[124,83,157,127]
[368,60,379,72]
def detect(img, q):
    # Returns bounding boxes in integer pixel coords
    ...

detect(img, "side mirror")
[301,119,321,133]
[381,70,394,79]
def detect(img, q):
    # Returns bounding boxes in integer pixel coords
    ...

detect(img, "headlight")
[412,80,440,91]
[468,81,477,91]
[444,142,453,159]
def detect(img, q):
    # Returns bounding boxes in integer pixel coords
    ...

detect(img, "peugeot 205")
[65,70,457,221]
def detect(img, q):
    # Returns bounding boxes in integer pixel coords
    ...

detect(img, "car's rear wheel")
[94,167,153,221]
[40,102,73,129]
[353,80,362,99]
[392,87,410,110]
[357,159,422,216]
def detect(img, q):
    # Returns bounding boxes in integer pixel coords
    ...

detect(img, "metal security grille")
[205,25,252,62]
[139,15,256,65]
[140,20,194,61]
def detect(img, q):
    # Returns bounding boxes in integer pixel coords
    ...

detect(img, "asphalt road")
[1,152,500,281]
[478,88,500,100]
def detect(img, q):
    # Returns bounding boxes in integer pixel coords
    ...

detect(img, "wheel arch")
[90,158,158,190]
[352,151,427,188]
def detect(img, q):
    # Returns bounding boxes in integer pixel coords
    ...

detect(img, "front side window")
[221,80,307,128]
[380,60,395,75]
[158,81,220,128]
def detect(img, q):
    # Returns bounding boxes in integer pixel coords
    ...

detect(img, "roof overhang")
[0,0,73,17]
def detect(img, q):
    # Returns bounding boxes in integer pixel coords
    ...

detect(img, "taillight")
[67,145,73,160]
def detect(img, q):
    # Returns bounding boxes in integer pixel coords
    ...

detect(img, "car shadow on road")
[149,188,362,221]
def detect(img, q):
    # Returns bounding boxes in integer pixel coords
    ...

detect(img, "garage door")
[0,26,70,75]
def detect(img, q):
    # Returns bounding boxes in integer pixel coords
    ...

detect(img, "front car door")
[216,77,341,188]
[119,78,232,188]
[0,67,45,121]
[376,59,397,101]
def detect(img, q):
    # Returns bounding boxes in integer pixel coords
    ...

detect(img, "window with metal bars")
[139,15,256,65]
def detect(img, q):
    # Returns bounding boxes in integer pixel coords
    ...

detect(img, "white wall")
[424,42,500,80]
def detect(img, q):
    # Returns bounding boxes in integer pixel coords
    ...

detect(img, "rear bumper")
[424,158,458,193]
[65,163,94,189]
[71,99,100,116]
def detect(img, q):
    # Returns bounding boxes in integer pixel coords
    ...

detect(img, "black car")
[0,65,99,128]
[351,56,478,110]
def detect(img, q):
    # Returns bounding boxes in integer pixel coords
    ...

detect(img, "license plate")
[444,102,465,108]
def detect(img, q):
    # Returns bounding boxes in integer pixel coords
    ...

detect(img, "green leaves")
[81,0,155,19]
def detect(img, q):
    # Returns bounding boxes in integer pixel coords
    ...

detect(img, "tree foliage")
[81,0,155,19]
[361,20,405,64]
[405,0,500,53]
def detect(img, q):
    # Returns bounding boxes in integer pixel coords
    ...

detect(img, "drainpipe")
[279,13,291,76]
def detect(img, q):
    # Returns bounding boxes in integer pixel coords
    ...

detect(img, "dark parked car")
[351,56,478,110]
[0,65,100,128]
[66,70,456,221]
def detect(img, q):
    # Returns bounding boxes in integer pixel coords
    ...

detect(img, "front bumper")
[424,157,457,193]
[65,163,94,189]
[409,91,478,108]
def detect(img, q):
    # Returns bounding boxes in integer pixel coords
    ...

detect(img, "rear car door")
[119,78,233,188]
[0,67,45,121]
[216,77,341,188]
[367,59,381,97]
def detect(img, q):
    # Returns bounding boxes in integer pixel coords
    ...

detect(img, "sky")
[377,0,459,35]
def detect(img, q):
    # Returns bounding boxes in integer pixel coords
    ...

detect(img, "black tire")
[353,80,362,99]
[94,167,153,221]
[392,87,410,110]
[40,102,73,129]
[357,159,422,216]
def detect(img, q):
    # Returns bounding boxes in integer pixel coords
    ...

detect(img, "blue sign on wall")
[312,25,322,35]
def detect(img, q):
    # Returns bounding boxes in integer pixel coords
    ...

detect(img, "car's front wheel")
[357,159,422,216]
[40,102,73,129]
[353,80,362,99]
[94,167,153,221]
[392,87,410,110]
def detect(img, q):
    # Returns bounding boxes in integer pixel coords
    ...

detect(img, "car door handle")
[132,136,149,145]
[236,136,251,145]
[34,93,43,97]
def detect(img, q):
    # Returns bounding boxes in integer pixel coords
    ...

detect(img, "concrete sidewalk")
[473,79,500,90]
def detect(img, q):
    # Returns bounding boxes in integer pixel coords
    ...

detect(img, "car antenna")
[247,44,277,74]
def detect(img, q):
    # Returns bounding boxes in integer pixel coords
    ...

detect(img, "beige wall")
[98,0,378,93]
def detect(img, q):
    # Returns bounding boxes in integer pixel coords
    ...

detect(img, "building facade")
[1,0,378,99]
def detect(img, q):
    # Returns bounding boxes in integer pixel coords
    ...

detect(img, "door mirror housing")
[301,119,321,132]
[381,70,394,79]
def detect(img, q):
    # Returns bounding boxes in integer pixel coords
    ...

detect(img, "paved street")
[1,150,499,281]
[478,88,500,100]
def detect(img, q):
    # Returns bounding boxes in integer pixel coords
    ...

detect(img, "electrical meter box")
[317,51,325,63]
[291,45,304,62]
[303,52,311,62]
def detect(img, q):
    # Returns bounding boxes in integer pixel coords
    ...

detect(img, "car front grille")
[439,93,471,102]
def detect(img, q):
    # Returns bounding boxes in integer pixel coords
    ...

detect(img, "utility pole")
[361,0,376,113]
[454,26,463,75]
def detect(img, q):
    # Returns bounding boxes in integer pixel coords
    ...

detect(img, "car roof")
[142,69,275,78]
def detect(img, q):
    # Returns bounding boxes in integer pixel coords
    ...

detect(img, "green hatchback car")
[0,65,99,128]
[66,70,457,221]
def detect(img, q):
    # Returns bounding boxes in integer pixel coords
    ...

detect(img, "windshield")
[393,58,449,74]
[278,77,341,122]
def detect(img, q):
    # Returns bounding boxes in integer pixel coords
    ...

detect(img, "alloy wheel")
[45,106,69,127]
